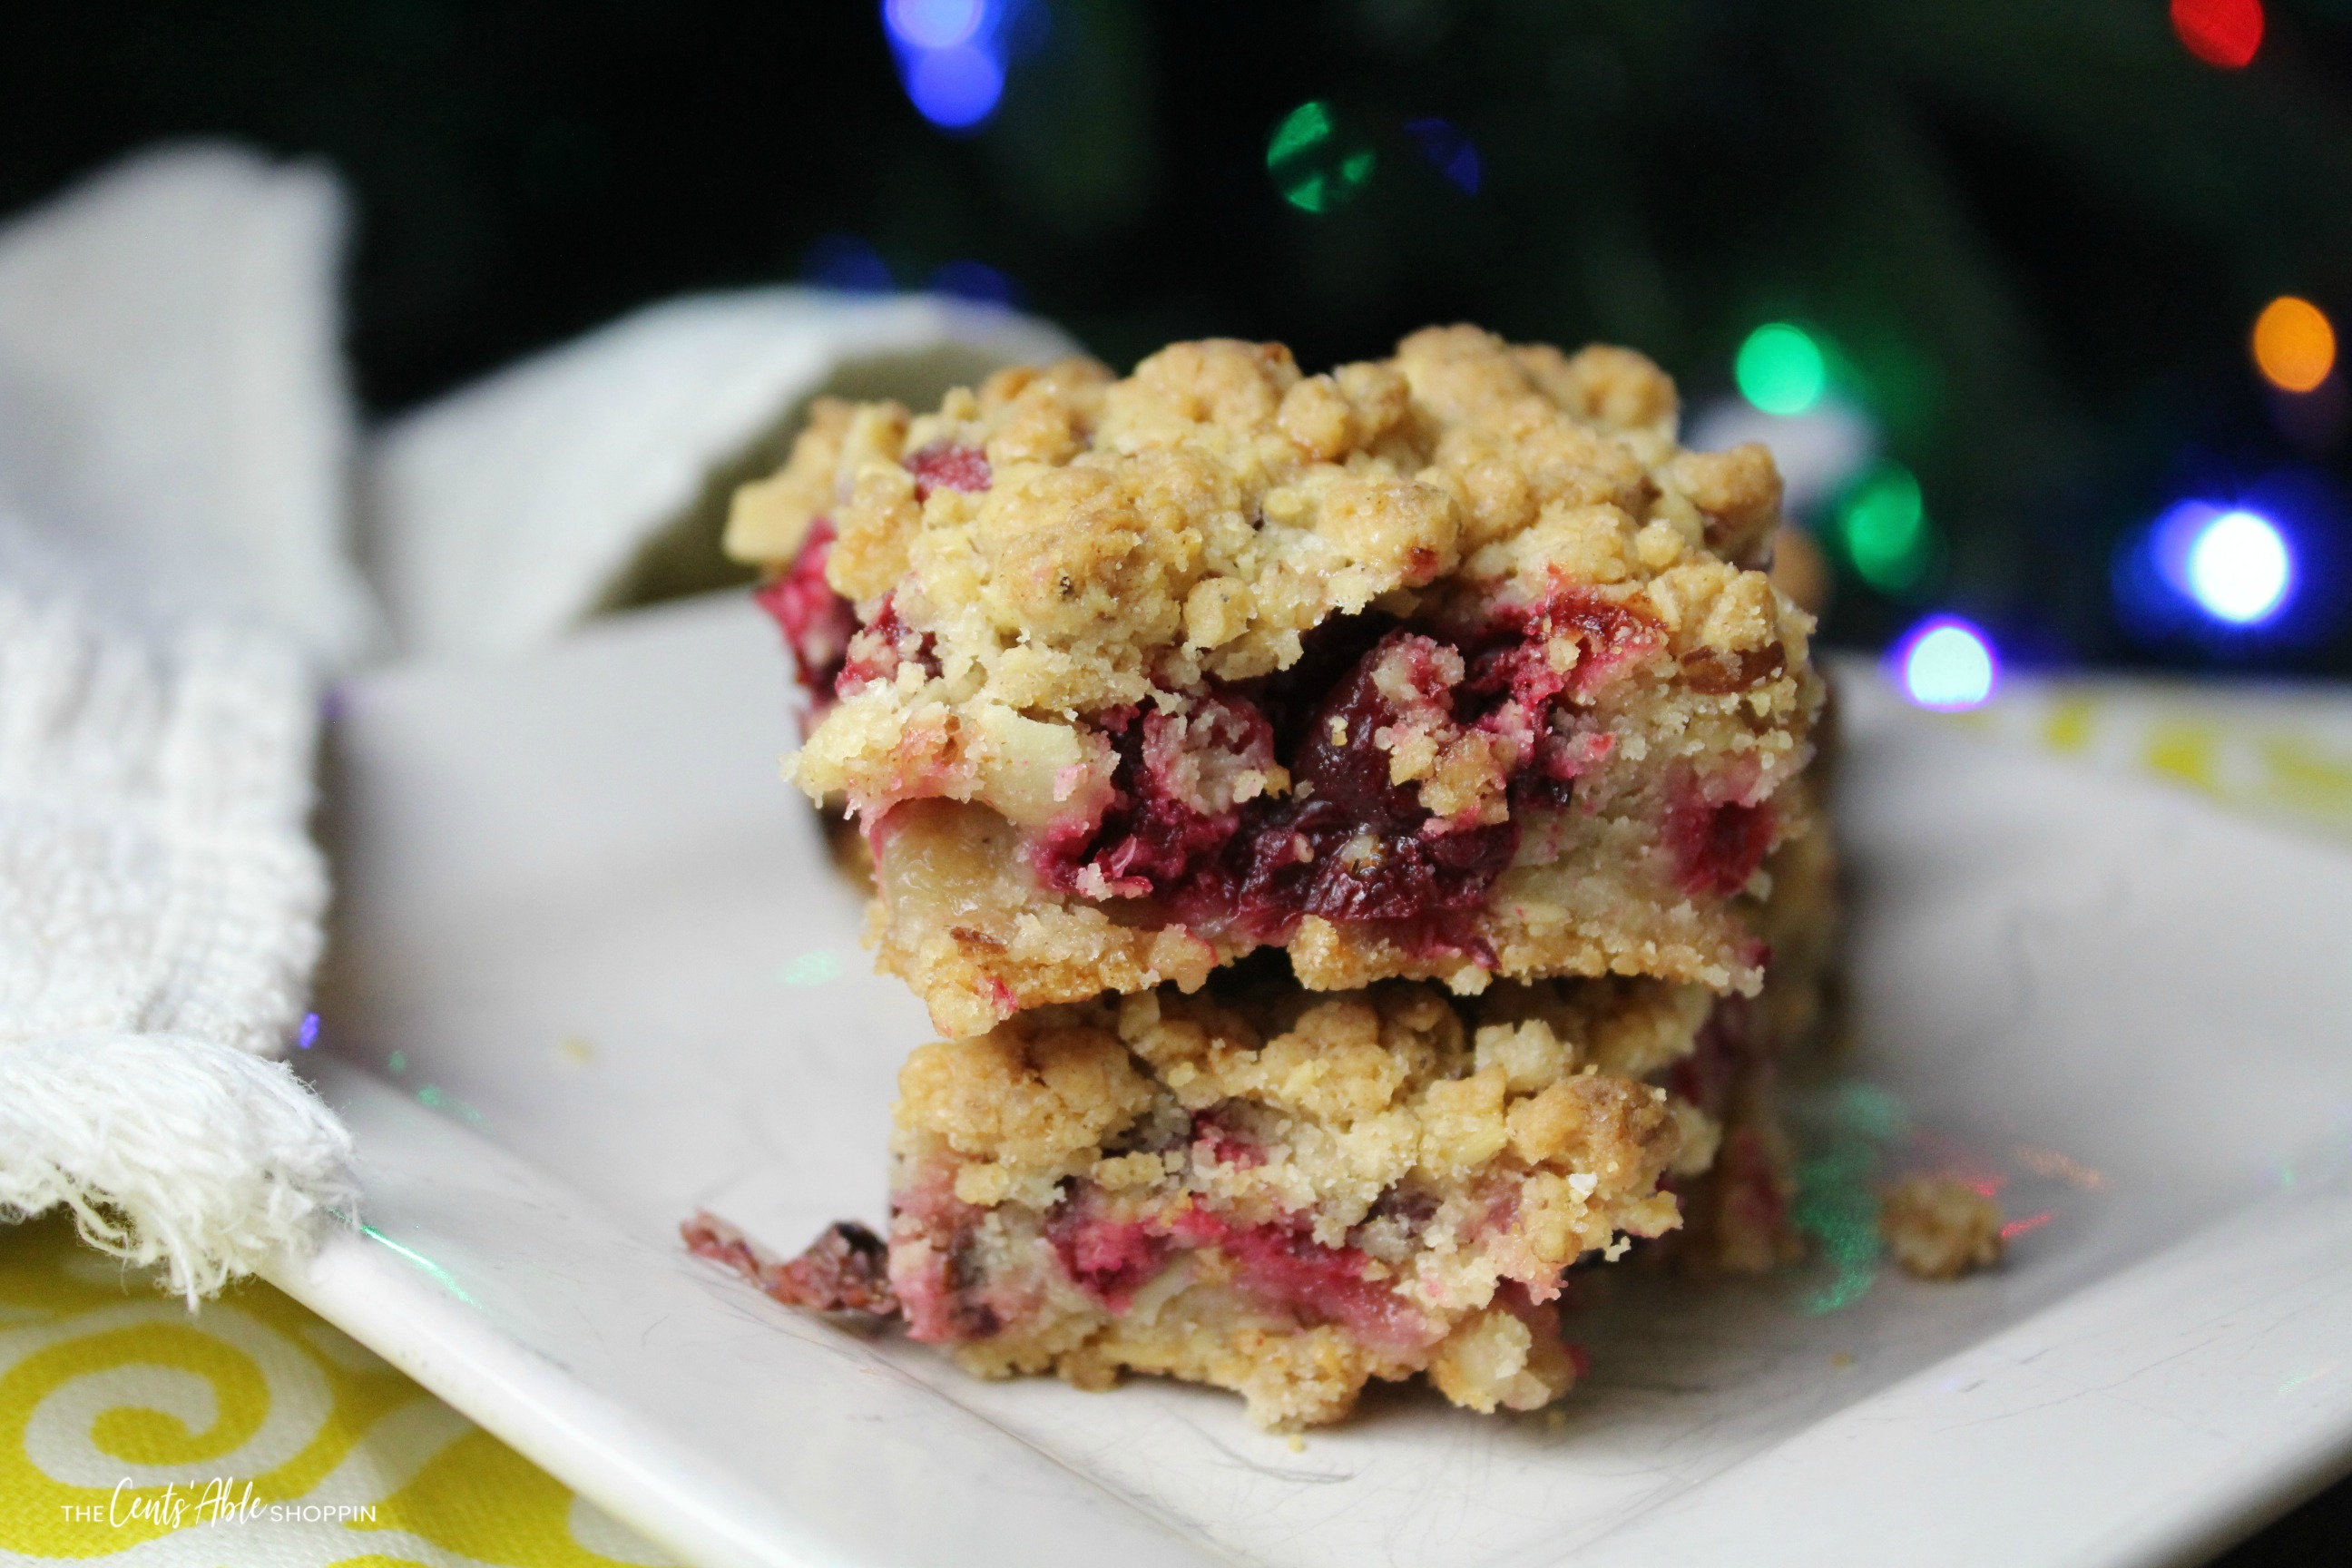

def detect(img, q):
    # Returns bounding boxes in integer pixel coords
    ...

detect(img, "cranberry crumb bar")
[696,973,1740,1428]
[729,328,1824,1038]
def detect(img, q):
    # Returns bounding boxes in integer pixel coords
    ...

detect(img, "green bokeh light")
[1267,100,1376,213]
[1836,460,1938,594]
[1736,323,1827,415]
[1789,1082,1909,1316]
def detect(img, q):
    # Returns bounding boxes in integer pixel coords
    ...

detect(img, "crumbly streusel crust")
[811,975,1710,1428]
[733,327,1822,1037]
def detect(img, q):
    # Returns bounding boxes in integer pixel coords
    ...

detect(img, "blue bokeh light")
[904,42,1004,128]
[1404,117,1482,193]
[930,259,1022,307]
[802,233,894,293]
[2128,498,2298,634]
[1893,616,1999,710]
[883,0,1011,132]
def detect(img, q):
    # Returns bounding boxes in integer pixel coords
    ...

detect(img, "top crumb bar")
[730,326,1824,1038]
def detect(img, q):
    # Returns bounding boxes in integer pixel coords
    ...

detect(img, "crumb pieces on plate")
[1880,1174,2005,1280]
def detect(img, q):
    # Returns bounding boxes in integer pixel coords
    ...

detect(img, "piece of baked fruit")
[692,972,1713,1429]
[729,327,1826,1038]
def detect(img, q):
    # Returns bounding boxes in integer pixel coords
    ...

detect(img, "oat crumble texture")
[732,327,1824,1038]
[755,976,1713,1427]
[1880,1175,2005,1279]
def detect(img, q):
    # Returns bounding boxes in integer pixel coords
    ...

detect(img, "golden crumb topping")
[731,327,1798,728]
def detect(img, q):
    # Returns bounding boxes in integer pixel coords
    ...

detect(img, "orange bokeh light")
[2253,297,2337,394]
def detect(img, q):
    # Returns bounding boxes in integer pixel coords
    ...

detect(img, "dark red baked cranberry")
[1665,794,1775,898]
[1357,1184,1440,1241]
[681,1210,899,1318]
[904,442,992,499]
[1041,593,1678,958]
[1037,700,1273,899]
[1226,630,1518,937]
[751,519,858,706]
[1289,632,1449,833]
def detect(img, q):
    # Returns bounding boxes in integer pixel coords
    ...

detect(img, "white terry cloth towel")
[0,144,369,1302]
[0,143,1080,1299]
[366,289,1078,661]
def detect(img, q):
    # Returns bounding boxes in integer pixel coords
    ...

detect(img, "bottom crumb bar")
[691,784,1838,1430]
[695,973,1740,1429]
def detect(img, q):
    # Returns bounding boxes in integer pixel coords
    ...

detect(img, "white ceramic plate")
[273,595,2352,1568]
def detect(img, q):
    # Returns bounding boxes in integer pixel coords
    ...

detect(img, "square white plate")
[275,594,2352,1568]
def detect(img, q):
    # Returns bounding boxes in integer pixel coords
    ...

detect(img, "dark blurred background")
[0,3,2347,1559]
[5,0,2351,678]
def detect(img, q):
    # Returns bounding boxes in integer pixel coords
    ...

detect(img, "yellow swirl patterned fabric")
[1964,678,2352,848]
[0,1215,671,1567]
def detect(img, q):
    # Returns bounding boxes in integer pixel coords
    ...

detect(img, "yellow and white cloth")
[0,1215,671,1567]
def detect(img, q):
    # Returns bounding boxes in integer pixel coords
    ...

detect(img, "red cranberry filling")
[1044,1202,1173,1311]
[1225,631,1518,937]
[1668,994,1755,1116]
[1456,592,1653,806]
[1044,1195,1437,1352]
[835,593,940,699]
[752,519,858,708]
[1039,600,1658,957]
[1665,793,1776,898]
[905,442,992,499]
[1171,1210,1440,1351]
[1037,699,1272,900]
[890,1171,1004,1341]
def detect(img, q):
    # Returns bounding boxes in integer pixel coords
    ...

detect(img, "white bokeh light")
[2185,508,2293,625]
[1896,617,1998,710]
[884,0,985,50]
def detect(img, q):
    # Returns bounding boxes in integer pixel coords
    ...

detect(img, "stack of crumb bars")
[689,326,1838,1429]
